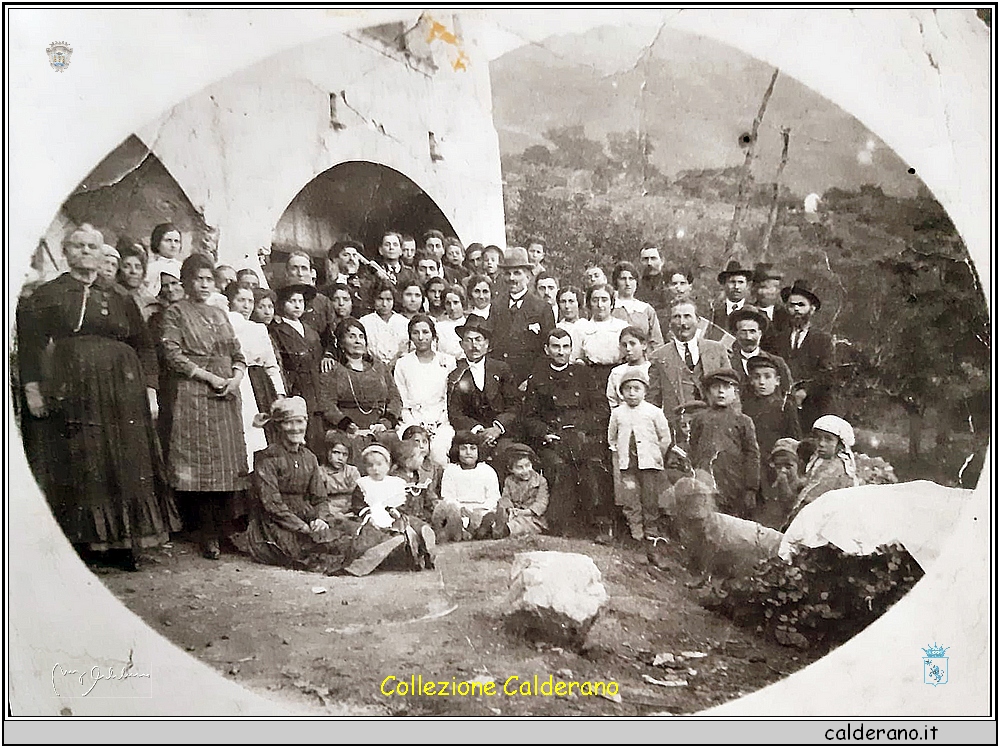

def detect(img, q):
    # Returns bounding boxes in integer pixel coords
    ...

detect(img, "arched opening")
[37,135,211,276]
[271,161,457,278]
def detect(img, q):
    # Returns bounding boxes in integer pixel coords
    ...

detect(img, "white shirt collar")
[467,357,486,389]
[740,346,761,359]
[726,298,745,313]
[674,336,699,362]
[282,317,305,336]
[550,363,568,372]
[510,289,528,302]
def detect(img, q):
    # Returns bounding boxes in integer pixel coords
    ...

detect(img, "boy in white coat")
[608,367,672,544]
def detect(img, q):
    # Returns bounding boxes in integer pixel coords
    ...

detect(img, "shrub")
[701,543,923,650]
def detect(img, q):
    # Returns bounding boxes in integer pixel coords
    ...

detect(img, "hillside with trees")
[502,126,990,482]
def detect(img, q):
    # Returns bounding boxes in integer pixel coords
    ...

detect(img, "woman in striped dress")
[160,253,249,559]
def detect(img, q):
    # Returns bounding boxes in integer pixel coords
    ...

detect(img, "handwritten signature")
[52,649,150,697]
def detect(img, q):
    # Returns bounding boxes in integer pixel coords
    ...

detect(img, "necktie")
[793,330,802,350]
[510,298,521,310]
[684,342,695,371]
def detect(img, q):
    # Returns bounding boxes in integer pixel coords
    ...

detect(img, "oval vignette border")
[5,7,993,719]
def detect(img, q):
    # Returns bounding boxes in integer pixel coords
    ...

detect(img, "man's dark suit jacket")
[446,356,520,436]
[771,326,836,429]
[760,304,793,354]
[489,293,556,385]
[302,291,338,353]
[710,298,748,332]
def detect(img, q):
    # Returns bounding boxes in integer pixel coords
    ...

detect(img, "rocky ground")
[95,533,821,716]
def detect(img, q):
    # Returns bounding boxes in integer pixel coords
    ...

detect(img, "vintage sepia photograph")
[5,6,994,733]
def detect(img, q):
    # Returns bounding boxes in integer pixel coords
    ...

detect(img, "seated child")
[349,444,435,574]
[782,415,859,530]
[320,431,361,516]
[605,326,661,409]
[757,438,804,530]
[608,366,672,544]
[391,439,439,522]
[401,424,443,489]
[689,368,760,520]
[432,430,502,541]
[498,443,549,537]
[741,354,802,487]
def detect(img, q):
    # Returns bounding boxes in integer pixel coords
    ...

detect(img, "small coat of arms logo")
[46,41,73,72]
[922,642,949,686]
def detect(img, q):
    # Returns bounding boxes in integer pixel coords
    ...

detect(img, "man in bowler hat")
[489,247,556,386]
[710,260,753,330]
[770,279,836,431]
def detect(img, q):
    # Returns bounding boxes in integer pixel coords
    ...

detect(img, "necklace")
[345,362,375,415]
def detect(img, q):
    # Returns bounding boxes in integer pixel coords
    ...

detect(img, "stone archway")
[271,160,458,271]
[50,134,210,268]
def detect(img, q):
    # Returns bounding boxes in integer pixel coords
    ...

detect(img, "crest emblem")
[46,41,73,72]
[922,643,949,686]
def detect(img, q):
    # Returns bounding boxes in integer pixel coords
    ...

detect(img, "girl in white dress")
[393,314,456,466]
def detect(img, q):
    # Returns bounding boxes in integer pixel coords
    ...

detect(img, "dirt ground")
[96,534,820,716]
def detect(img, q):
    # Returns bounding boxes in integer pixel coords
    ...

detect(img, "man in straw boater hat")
[446,314,521,466]
[488,246,556,386]
[710,259,753,330]
[770,279,836,433]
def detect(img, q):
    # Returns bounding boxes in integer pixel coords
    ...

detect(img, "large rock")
[505,551,609,647]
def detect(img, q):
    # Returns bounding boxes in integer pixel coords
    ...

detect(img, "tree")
[542,125,610,172]
[520,144,552,165]
[606,131,656,180]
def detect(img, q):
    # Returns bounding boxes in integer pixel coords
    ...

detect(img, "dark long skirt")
[46,335,180,549]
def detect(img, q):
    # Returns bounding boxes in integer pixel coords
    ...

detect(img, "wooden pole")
[724,68,780,261]
[759,126,791,261]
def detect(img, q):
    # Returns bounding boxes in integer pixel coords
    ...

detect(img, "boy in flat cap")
[741,354,802,519]
[688,368,760,518]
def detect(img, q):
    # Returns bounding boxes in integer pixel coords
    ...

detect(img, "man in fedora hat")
[447,314,521,458]
[489,246,556,385]
[752,262,792,352]
[771,279,836,431]
[710,260,753,330]
[727,306,793,394]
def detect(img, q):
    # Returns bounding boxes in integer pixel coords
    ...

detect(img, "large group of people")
[17,223,855,574]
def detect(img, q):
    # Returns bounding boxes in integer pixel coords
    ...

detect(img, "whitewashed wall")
[132,16,506,265]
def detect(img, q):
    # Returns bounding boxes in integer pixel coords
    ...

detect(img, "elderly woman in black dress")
[160,252,249,559]
[318,318,402,462]
[17,223,179,570]
[246,396,356,574]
